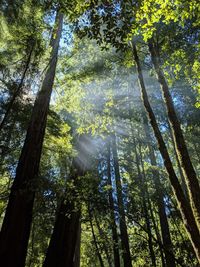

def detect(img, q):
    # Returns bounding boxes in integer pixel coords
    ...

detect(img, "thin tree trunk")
[148,199,166,267]
[133,137,156,266]
[111,134,132,267]
[107,138,121,267]
[148,40,200,227]
[0,12,63,267]
[139,142,159,267]
[94,214,112,267]
[143,120,176,267]
[131,42,200,263]
[0,45,34,131]
[89,208,105,267]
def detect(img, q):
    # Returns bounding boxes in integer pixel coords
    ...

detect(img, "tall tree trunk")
[94,214,112,267]
[131,43,200,263]
[0,12,63,267]
[168,123,188,197]
[43,135,91,267]
[43,198,81,267]
[107,138,121,267]
[73,221,81,267]
[143,120,176,267]
[148,40,200,227]
[89,208,105,267]
[0,45,34,132]
[147,198,166,267]
[111,134,132,267]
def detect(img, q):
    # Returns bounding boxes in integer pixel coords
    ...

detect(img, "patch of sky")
[59,21,75,53]
[77,11,91,29]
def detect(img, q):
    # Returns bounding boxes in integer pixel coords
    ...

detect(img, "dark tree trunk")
[73,222,81,267]
[111,134,132,267]
[43,158,82,267]
[131,43,200,263]
[148,41,200,227]
[107,139,121,267]
[0,45,34,132]
[0,12,63,267]
[43,199,81,267]
[43,135,92,267]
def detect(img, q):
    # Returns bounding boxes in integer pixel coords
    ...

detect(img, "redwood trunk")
[43,135,91,267]
[0,12,63,267]
[148,41,200,227]
[132,43,200,263]
[43,199,81,267]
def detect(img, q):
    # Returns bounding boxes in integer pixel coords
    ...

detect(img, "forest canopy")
[0,0,200,266]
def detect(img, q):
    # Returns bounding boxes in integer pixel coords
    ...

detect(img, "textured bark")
[148,41,200,228]
[0,45,34,132]
[111,134,132,267]
[167,119,188,198]
[107,139,121,267]
[0,12,63,267]
[132,43,200,263]
[43,199,81,267]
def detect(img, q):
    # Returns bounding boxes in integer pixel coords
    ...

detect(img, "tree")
[106,137,121,267]
[0,11,63,267]
[43,135,90,267]
[148,40,200,228]
[111,133,132,267]
[0,1,200,265]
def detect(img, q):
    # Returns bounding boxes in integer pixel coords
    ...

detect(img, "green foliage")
[0,1,200,266]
